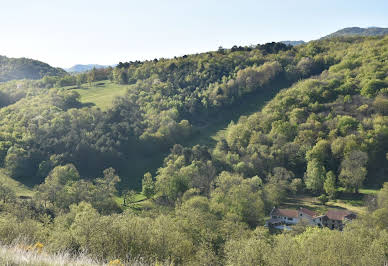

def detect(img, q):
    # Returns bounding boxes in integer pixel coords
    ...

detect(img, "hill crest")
[0,55,66,82]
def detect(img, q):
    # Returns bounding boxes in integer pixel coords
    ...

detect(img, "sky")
[1,0,387,68]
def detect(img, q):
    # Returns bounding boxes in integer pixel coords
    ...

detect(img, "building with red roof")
[266,207,356,230]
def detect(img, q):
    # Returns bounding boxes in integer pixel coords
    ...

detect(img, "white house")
[266,207,355,230]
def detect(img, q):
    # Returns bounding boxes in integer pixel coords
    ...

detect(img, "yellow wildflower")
[108,259,124,265]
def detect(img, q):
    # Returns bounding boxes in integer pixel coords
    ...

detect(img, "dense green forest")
[0,35,388,265]
[0,55,66,82]
[0,41,325,187]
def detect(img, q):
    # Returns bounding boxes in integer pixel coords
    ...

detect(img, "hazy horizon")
[1,0,388,68]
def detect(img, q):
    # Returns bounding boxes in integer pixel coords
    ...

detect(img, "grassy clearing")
[325,187,379,214]
[0,168,33,197]
[69,80,128,110]
[115,193,147,206]
[358,188,379,195]
[281,194,328,215]
[282,187,380,215]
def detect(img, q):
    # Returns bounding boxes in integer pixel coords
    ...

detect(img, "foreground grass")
[0,244,101,266]
[0,243,151,266]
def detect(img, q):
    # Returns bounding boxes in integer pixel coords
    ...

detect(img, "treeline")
[0,41,337,186]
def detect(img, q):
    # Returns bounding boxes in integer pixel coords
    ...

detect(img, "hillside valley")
[0,31,388,265]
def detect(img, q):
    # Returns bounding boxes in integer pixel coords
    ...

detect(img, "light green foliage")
[211,172,265,227]
[377,182,388,207]
[324,171,337,199]
[372,182,388,229]
[35,166,120,213]
[317,194,328,204]
[306,139,331,163]
[156,145,216,200]
[0,183,15,203]
[263,167,293,208]
[142,172,155,199]
[290,178,304,194]
[373,95,388,115]
[123,189,137,206]
[337,115,359,136]
[4,146,31,179]
[361,79,387,97]
[305,159,326,193]
[225,227,272,266]
[339,150,368,192]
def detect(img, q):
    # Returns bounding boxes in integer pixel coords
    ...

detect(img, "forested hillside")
[154,35,388,210]
[0,55,66,82]
[0,35,387,265]
[0,41,331,187]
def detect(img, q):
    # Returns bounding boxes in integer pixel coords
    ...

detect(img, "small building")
[266,207,356,230]
[322,209,357,230]
[267,208,299,229]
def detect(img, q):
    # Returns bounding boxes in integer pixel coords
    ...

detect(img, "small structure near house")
[266,207,356,230]
[322,209,357,230]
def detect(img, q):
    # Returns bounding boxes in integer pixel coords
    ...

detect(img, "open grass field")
[68,80,128,110]
[114,193,147,206]
[0,169,33,197]
[281,187,380,215]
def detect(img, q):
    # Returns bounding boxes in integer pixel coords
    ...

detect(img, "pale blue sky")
[1,0,387,68]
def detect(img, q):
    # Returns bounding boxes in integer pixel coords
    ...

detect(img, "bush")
[317,194,328,204]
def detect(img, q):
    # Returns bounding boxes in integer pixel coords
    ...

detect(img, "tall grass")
[0,243,148,266]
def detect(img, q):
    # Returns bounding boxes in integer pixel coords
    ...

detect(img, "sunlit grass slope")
[71,80,128,110]
[0,169,33,197]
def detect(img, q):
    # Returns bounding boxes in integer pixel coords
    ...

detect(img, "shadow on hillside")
[120,78,295,189]
[185,78,294,148]
[80,102,95,108]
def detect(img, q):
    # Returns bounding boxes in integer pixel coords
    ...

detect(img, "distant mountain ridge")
[323,27,388,38]
[0,55,66,82]
[65,64,112,73]
[280,40,306,46]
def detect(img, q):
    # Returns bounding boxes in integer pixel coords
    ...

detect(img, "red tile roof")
[272,208,298,218]
[299,207,318,217]
[326,209,355,221]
